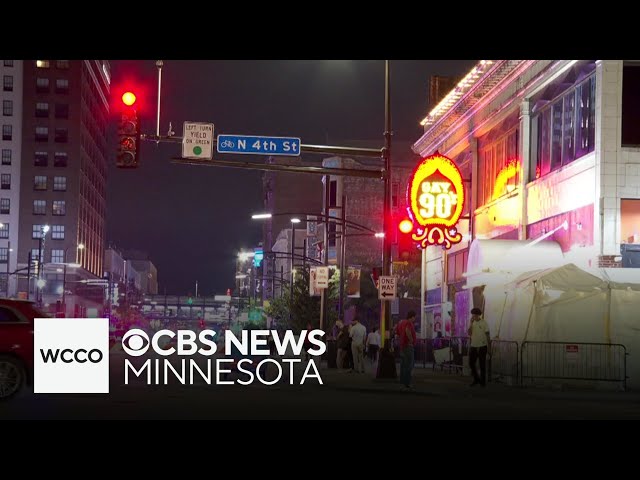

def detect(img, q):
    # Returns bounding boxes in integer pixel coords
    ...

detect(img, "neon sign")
[401,152,465,249]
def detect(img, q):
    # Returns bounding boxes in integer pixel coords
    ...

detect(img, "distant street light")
[290,218,301,224]
[251,213,272,219]
[375,232,385,238]
[36,279,46,289]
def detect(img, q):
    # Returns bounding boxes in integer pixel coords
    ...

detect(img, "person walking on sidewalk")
[349,316,367,373]
[396,311,417,388]
[366,327,381,364]
[467,307,491,387]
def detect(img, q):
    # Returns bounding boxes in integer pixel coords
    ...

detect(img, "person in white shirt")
[349,316,367,373]
[467,307,491,387]
[366,327,381,363]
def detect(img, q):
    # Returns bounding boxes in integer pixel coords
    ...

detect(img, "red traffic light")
[399,219,413,234]
[122,91,137,106]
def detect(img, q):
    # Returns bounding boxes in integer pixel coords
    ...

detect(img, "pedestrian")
[337,325,350,369]
[349,316,367,373]
[396,310,417,388]
[467,307,491,387]
[366,327,381,364]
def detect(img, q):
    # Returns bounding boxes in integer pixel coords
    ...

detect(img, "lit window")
[35,102,49,118]
[55,79,69,94]
[34,175,47,191]
[51,249,64,263]
[2,100,12,116]
[56,60,69,70]
[33,200,46,215]
[51,225,65,240]
[3,75,13,92]
[30,248,41,265]
[36,77,49,93]
[35,127,48,142]
[32,225,43,239]
[36,60,50,68]
[0,248,8,263]
[1,174,10,190]
[53,200,65,216]
[0,198,9,215]
[53,176,66,191]
[0,223,8,239]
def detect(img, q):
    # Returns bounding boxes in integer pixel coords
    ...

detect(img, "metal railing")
[489,340,519,385]
[520,341,628,390]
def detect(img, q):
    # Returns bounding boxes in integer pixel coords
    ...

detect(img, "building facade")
[0,60,24,297]
[2,60,110,314]
[413,60,640,338]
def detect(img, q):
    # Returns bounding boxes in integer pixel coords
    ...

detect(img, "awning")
[465,239,565,288]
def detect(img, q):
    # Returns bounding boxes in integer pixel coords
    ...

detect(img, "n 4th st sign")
[182,122,214,160]
[378,276,397,300]
[217,134,301,156]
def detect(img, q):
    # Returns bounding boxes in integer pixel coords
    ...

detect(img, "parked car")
[0,299,49,400]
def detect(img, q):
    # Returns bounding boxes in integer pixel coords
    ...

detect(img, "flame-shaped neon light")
[406,152,465,250]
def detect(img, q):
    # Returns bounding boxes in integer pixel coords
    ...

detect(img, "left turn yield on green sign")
[182,122,214,160]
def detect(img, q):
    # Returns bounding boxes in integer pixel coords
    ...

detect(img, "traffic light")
[116,91,141,168]
[397,218,417,263]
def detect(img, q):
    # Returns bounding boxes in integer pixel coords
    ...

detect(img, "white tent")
[483,263,640,388]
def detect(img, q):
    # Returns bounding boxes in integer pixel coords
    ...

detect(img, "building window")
[33,200,46,215]
[54,152,67,167]
[532,75,596,180]
[1,174,10,190]
[32,225,41,239]
[3,60,13,67]
[55,103,69,119]
[34,175,47,190]
[478,128,519,207]
[3,75,13,92]
[55,79,69,94]
[1,149,10,165]
[0,248,8,263]
[2,125,11,141]
[0,223,8,239]
[0,198,9,215]
[54,128,68,143]
[2,100,12,116]
[35,102,49,118]
[30,248,41,264]
[36,77,50,93]
[56,60,70,70]
[35,127,48,142]
[34,151,48,167]
[622,64,640,146]
[53,176,66,191]
[36,60,50,69]
[51,225,65,240]
[51,249,64,263]
[53,200,65,216]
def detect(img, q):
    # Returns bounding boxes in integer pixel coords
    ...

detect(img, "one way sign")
[378,276,397,300]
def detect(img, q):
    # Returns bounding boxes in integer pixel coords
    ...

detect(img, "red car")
[0,299,48,400]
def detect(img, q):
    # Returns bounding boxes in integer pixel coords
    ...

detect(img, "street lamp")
[36,225,50,305]
[59,243,84,316]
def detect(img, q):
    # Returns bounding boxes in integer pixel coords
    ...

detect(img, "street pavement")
[2,356,640,420]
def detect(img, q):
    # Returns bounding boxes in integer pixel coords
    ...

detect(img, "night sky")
[107,60,476,295]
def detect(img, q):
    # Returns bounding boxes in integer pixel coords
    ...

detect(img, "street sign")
[217,134,301,156]
[182,122,214,160]
[316,267,329,289]
[378,276,397,300]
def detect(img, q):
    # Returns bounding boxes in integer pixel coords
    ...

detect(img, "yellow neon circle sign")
[406,152,465,249]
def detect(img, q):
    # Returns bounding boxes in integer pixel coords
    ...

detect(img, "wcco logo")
[34,318,109,394]
[40,348,104,364]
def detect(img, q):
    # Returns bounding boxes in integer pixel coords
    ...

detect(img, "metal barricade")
[489,340,519,385]
[520,341,628,390]
[430,336,469,374]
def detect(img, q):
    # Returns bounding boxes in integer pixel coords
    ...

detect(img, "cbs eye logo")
[122,329,150,356]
